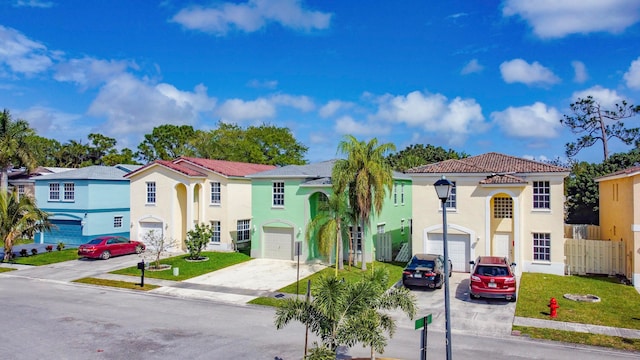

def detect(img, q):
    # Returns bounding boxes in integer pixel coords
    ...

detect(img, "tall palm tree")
[0,190,52,262]
[0,109,37,192]
[333,135,395,270]
[305,189,352,275]
[274,268,415,359]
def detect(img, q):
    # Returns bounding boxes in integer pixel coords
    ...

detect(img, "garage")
[138,221,164,244]
[425,232,471,272]
[263,227,294,260]
[47,219,83,245]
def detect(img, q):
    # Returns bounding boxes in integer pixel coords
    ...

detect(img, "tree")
[137,124,196,162]
[244,123,308,166]
[25,135,61,167]
[561,96,640,161]
[305,190,352,273]
[102,148,140,166]
[387,144,469,171]
[0,190,52,262]
[185,223,213,260]
[142,230,178,269]
[274,268,416,359]
[333,136,395,270]
[57,140,91,168]
[0,109,37,192]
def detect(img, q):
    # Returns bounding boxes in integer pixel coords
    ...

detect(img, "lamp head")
[434,175,453,201]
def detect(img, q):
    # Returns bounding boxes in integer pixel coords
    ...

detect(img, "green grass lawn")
[516,273,640,330]
[74,277,159,291]
[0,267,16,273]
[8,249,79,265]
[111,251,251,281]
[512,326,640,352]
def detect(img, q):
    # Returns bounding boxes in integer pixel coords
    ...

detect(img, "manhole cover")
[563,294,601,302]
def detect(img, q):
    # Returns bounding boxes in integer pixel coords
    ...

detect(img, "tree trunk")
[0,168,9,194]
[360,219,366,271]
[3,233,16,262]
[336,222,344,271]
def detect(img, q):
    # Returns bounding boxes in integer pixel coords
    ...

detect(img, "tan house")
[125,157,275,251]
[596,166,640,289]
[406,152,569,276]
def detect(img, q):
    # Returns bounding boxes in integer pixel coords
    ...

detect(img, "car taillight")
[425,273,435,277]
[504,277,516,284]
[471,275,481,282]
[403,271,412,275]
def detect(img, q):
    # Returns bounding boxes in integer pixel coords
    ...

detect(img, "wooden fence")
[375,233,393,262]
[564,238,625,275]
[564,224,600,240]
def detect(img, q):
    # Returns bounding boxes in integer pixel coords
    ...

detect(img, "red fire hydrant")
[548,297,559,318]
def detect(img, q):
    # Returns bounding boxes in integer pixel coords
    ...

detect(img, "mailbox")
[137,260,145,270]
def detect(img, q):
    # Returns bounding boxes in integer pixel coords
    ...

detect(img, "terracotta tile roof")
[406,152,569,174]
[176,157,276,177]
[157,160,206,176]
[596,165,640,181]
[479,174,527,184]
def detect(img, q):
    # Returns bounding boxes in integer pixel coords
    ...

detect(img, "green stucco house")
[247,160,412,264]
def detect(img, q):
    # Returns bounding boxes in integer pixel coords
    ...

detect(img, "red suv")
[469,256,517,302]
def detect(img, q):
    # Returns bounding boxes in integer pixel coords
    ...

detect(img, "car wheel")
[100,251,111,260]
[470,293,480,300]
[135,245,143,254]
[509,295,517,303]
[436,281,443,289]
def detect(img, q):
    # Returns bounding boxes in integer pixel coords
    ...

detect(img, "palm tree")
[305,189,352,275]
[0,109,37,192]
[0,190,52,262]
[274,268,415,359]
[333,135,395,270]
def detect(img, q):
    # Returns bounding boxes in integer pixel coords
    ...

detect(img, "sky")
[1,0,640,164]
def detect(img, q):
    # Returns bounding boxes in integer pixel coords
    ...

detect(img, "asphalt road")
[1,275,638,360]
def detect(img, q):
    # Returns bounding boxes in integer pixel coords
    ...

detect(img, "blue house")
[34,165,141,246]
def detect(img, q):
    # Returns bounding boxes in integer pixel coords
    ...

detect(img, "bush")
[185,223,213,260]
[20,249,28,257]
[31,248,38,255]
[56,242,65,251]
[45,245,53,252]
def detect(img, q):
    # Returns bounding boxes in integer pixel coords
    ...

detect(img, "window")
[114,216,123,228]
[349,225,363,251]
[237,220,250,242]
[211,221,221,243]
[377,224,385,234]
[494,197,513,218]
[211,182,221,205]
[272,182,284,207]
[401,183,405,205]
[401,219,405,234]
[444,181,457,209]
[533,233,551,261]
[393,183,398,205]
[49,183,60,201]
[63,183,75,201]
[533,181,550,209]
[17,184,25,199]
[146,182,156,204]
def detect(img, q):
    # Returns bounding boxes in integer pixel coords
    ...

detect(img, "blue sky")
[1,0,640,164]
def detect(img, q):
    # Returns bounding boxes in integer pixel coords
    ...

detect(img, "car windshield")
[86,238,104,245]
[475,265,509,276]
[410,259,435,268]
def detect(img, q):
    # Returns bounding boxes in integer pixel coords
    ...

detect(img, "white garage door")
[138,222,164,244]
[426,233,470,272]
[263,227,294,260]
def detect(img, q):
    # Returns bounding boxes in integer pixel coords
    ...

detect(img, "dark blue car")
[402,254,452,289]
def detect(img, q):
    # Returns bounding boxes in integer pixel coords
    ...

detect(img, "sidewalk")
[513,316,640,339]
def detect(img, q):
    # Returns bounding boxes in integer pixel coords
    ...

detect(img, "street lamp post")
[434,175,453,360]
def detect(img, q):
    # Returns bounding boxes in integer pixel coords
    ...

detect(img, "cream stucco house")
[125,157,275,251]
[596,166,640,289]
[406,152,569,275]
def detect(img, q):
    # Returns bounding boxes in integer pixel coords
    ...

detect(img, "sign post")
[295,241,302,299]
[415,314,432,360]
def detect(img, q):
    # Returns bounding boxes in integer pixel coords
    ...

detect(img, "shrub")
[31,248,38,255]
[45,245,53,252]
[56,242,65,251]
[20,249,28,257]
[185,223,213,260]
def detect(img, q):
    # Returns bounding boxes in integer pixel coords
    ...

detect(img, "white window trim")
[210,182,221,205]
[272,181,285,208]
[114,216,123,228]
[63,182,75,202]
[210,220,221,243]
[48,183,60,201]
[532,181,551,210]
[146,182,156,205]
[532,232,551,262]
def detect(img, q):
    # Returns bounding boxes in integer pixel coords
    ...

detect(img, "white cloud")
[571,86,625,108]
[54,57,133,88]
[247,79,278,89]
[216,94,314,122]
[502,0,640,39]
[0,25,53,75]
[624,56,640,89]
[491,102,561,138]
[319,100,354,118]
[334,115,389,136]
[270,94,315,111]
[171,0,332,35]
[17,106,91,142]
[500,59,560,86]
[461,59,483,75]
[13,0,53,8]
[88,74,217,136]
[571,60,588,83]
[371,90,486,146]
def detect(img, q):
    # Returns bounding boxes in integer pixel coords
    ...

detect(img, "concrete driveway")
[400,272,517,337]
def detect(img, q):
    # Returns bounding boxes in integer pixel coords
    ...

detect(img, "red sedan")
[78,236,145,260]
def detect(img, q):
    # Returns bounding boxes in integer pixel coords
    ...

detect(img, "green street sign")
[415,314,432,329]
